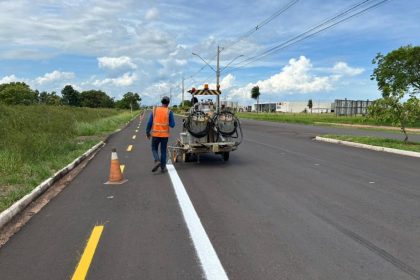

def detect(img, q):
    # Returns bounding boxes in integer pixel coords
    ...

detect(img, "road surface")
[0,115,419,280]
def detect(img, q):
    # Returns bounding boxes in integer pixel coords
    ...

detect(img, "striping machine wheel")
[222,152,230,162]
[182,153,192,163]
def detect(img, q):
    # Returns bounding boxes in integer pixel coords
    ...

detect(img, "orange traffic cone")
[104,148,127,185]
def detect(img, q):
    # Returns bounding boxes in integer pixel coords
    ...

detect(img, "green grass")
[321,134,420,153]
[0,104,138,212]
[237,112,420,128]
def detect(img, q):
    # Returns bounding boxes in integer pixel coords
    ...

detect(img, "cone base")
[104,179,128,185]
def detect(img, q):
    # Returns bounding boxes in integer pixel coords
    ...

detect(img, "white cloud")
[98,56,137,70]
[35,70,75,85]
[228,56,362,102]
[205,74,235,90]
[0,75,19,84]
[175,59,187,66]
[145,8,159,21]
[331,62,364,76]
[93,72,137,87]
[259,56,334,93]
[220,74,235,89]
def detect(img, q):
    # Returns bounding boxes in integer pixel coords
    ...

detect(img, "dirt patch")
[0,150,99,248]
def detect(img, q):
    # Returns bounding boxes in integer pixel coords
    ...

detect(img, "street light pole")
[182,76,184,107]
[192,47,240,113]
[216,45,220,113]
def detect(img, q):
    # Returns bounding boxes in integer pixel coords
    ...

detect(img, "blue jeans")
[151,137,168,169]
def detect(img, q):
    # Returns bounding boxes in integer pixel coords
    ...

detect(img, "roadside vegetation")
[0,82,141,110]
[321,135,420,153]
[239,45,420,137]
[0,104,138,212]
[368,45,420,142]
[236,112,419,127]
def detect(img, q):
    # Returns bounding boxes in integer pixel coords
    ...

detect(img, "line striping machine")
[169,84,243,163]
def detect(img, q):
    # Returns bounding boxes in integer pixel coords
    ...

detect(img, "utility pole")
[216,45,221,113]
[182,76,184,107]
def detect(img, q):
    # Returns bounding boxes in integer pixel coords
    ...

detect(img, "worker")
[146,96,175,173]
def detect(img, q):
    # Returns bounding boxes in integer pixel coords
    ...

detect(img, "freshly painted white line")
[167,164,229,280]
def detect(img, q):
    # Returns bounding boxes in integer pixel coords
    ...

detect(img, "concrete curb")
[314,122,420,133]
[0,114,140,230]
[315,136,420,158]
[0,142,104,229]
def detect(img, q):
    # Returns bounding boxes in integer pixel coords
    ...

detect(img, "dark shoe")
[161,166,167,173]
[152,161,160,172]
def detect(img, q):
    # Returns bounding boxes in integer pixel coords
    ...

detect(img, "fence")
[335,99,373,116]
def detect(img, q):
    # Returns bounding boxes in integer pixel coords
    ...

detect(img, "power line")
[226,0,390,72]
[186,0,300,83]
[221,0,299,53]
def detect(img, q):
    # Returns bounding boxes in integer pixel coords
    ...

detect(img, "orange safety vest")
[151,106,170,137]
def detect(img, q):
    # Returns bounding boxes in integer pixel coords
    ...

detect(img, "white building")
[221,100,239,110]
[253,101,334,113]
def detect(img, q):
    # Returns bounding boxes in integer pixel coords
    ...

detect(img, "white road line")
[167,164,229,280]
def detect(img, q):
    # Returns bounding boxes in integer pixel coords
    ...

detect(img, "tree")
[47,92,62,105]
[369,45,420,142]
[115,92,141,110]
[251,86,261,113]
[39,91,61,105]
[181,100,192,107]
[39,91,49,104]
[61,85,80,106]
[0,82,38,105]
[80,90,114,108]
[307,99,313,113]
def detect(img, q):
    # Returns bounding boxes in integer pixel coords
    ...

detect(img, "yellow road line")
[127,145,133,152]
[71,226,104,280]
[120,165,125,173]
[132,135,136,140]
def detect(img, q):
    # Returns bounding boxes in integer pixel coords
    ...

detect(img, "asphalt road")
[0,115,419,280]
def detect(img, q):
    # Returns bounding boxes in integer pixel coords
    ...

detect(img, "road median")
[315,136,420,158]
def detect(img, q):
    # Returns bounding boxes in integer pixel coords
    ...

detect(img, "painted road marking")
[132,135,136,140]
[71,225,104,280]
[127,145,133,152]
[167,164,229,280]
[135,130,139,133]
[120,165,125,173]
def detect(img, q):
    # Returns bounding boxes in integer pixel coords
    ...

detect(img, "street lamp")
[220,55,244,72]
[191,53,216,72]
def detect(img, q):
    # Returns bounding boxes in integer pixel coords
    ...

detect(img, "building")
[253,101,334,113]
[334,99,373,116]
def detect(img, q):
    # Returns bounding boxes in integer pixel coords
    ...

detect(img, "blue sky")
[0,0,419,105]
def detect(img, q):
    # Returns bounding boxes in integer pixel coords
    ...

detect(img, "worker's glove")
[147,134,151,140]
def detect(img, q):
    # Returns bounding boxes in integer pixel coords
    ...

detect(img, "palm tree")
[307,99,313,113]
[251,86,261,113]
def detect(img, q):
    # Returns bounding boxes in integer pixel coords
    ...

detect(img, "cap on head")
[161,96,170,105]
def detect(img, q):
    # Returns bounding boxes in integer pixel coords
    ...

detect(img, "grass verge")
[321,134,420,153]
[237,112,420,128]
[0,104,138,212]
